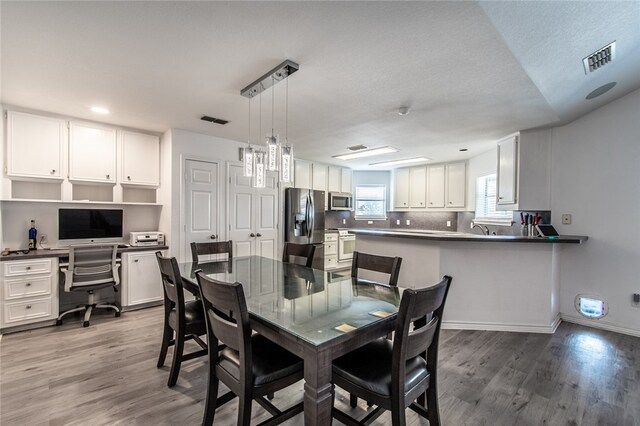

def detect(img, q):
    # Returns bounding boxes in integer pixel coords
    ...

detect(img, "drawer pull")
[26,305,32,309]
[51,169,56,174]
[26,282,32,287]
[26,266,31,270]
[134,259,139,263]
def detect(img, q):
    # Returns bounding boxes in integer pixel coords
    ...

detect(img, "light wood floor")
[1,307,638,425]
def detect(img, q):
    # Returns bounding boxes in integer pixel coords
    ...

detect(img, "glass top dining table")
[177,255,404,425]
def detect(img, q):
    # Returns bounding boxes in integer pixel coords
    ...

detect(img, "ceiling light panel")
[90,106,109,114]
[370,157,430,167]
[333,147,398,160]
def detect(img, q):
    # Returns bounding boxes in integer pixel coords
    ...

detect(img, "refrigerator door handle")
[305,194,311,239]
[308,194,315,240]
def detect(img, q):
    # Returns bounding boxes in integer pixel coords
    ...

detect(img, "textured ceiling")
[1,1,639,169]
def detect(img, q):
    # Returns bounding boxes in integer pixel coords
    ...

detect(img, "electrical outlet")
[396,219,400,225]
[562,214,572,225]
[40,234,48,244]
[406,220,410,225]
[470,222,474,229]
[342,219,346,225]
[446,221,451,227]
[367,221,373,225]
[633,293,640,306]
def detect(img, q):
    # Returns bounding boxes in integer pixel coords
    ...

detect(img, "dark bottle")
[28,220,37,250]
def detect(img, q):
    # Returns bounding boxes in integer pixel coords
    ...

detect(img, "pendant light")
[240,60,299,188]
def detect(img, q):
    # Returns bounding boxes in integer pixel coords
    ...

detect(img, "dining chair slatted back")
[282,242,316,267]
[196,271,304,426]
[155,252,207,388]
[351,251,402,286]
[190,240,233,263]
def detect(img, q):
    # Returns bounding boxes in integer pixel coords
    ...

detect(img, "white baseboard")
[560,314,640,338]
[442,314,561,334]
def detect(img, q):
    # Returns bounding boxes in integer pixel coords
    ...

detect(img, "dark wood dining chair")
[332,275,452,426]
[351,251,402,286]
[155,252,208,388]
[190,240,233,263]
[282,242,316,267]
[196,271,304,426]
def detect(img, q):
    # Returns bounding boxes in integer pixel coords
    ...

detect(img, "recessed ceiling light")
[90,106,110,114]
[398,106,410,116]
[370,157,429,167]
[586,82,616,100]
[333,146,398,160]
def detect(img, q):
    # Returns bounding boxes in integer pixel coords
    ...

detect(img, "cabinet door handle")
[210,234,217,240]
[127,176,132,181]
[499,196,504,199]
[106,174,110,179]
[26,305,32,309]
[25,266,31,270]
[51,169,56,174]
[250,233,256,237]
[134,259,139,263]
[256,233,262,237]
[449,201,453,204]
[26,283,31,287]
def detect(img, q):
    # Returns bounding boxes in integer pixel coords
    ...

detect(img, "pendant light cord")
[285,77,289,145]
[271,75,275,138]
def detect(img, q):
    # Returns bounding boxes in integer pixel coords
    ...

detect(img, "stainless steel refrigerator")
[284,188,325,269]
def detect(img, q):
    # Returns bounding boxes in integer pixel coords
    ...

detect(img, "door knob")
[250,233,256,237]
[256,233,262,237]
[210,234,217,240]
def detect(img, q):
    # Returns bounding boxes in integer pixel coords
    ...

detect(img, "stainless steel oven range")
[338,229,355,263]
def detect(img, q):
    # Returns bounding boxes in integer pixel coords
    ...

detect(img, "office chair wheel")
[83,321,90,327]
[115,312,121,317]
[56,319,63,326]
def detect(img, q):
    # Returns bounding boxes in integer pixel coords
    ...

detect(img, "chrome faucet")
[472,223,490,235]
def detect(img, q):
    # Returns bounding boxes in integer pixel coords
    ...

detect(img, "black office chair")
[56,244,121,327]
[351,251,402,286]
[331,275,452,426]
[190,240,233,263]
[196,271,304,426]
[282,242,316,267]
[156,252,208,388]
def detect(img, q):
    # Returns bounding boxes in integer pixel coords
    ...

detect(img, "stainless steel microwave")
[328,192,353,211]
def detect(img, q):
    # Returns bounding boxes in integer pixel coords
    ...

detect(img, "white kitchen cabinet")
[1,257,58,329]
[497,135,518,205]
[312,164,328,191]
[393,168,410,208]
[427,165,445,208]
[6,111,65,181]
[122,251,164,307]
[328,166,341,192]
[409,166,427,208]
[341,168,352,193]
[69,122,117,184]
[324,232,338,269]
[446,162,466,208]
[294,160,312,189]
[121,131,160,186]
[496,130,550,211]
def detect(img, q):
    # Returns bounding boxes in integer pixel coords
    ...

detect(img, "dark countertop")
[0,245,169,261]
[349,228,587,244]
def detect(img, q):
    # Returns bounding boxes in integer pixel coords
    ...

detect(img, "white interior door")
[184,159,220,260]
[255,173,278,259]
[228,164,255,257]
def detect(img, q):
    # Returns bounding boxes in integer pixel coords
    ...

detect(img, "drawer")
[4,258,53,277]
[325,233,338,242]
[325,255,337,269]
[4,275,53,300]
[4,298,52,324]
[325,242,337,256]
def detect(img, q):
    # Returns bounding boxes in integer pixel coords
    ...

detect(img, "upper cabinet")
[394,161,467,211]
[121,131,160,187]
[294,160,312,189]
[340,168,352,193]
[328,166,341,192]
[69,122,117,184]
[312,163,328,191]
[496,130,550,211]
[6,111,65,181]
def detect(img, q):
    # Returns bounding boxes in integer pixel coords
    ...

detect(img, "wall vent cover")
[348,145,367,151]
[583,41,616,74]
[201,115,229,125]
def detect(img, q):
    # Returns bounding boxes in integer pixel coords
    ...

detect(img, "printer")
[130,231,165,247]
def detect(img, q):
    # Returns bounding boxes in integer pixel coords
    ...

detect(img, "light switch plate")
[406,220,410,225]
[368,221,373,225]
[343,219,346,225]
[562,214,572,225]
[446,221,451,227]
[396,220,400,225]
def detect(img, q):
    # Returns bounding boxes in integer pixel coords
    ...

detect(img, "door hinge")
[229,177,231,184]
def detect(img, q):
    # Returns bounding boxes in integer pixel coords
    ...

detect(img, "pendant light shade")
[280,145,293,183]
[242,146,254,177]
[266,135,279,171]
[254,151,266,188]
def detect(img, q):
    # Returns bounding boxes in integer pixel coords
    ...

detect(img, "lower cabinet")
[324,232,338,269]
[121,251,165,308]
[1,257,58,329]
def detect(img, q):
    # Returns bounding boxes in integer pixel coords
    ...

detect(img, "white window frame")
[474,173,513,226]
[354,184,387,220]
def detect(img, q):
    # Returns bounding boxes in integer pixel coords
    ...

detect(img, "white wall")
[551,88,640,336]
[466,148,497,211]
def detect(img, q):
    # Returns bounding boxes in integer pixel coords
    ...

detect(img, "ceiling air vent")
[583,41,615,74]
[348,144,367,151]
[201,115,229,125]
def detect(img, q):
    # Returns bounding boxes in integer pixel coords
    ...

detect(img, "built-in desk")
[0,245,168,333]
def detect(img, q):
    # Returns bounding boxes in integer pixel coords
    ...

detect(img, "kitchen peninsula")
[351,228,588,334]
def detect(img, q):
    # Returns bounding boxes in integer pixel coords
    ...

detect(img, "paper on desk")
[369,310,392,318]
[334,323,357,333]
